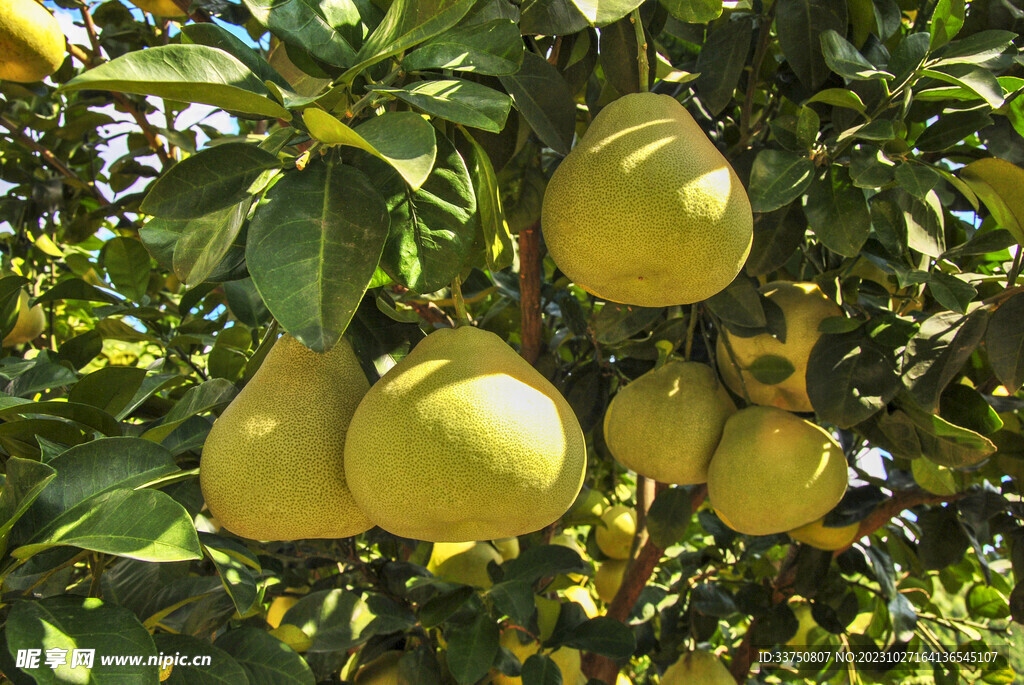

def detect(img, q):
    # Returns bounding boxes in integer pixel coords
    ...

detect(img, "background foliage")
[1,0,1024,682]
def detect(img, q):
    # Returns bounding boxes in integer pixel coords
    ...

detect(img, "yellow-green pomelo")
[268,624,311,653]
[594,559,627,604]
[0,0,65,83]
[127,0,187,16]
[550,532,590,585]
[493,537,520,561]
[491,630,584,685]
[563,486,609,524]
[541,92,753,307]
[561,585,599,618]
[707,407,849,536]
[535,595,561,641]
[354,651,403,685]
[200,334,373,541]
[616,674,632,685]
[595,504,637,559]
[716,282,841,413]
[2,290,45,346]
[788,516,860,551]
[604,361,736,484]
[427,541,502,588]
[661,650,734,685]
[344,326,587,542]
[786,603,818,647]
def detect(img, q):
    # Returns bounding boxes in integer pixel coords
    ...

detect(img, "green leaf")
[850,144,896,188]
[917,505,969,569]
[804,88,867,114]
[242,0,359,69]
[694,14,755,116]
[966,584,1010,619]
[499,51,576,156]
[803,167,870,257]
[100,237,152,302]
[373,79,512,133]
[367,135,479,293]
[303,109,437,191]
[894,163,941,198]
[747,149,815,213]
[706,277,766,328]
[557,616,636,658]
[281,589,374,651]
[747,354,797,385]
[929,0,965,50]
[487,580,535,627]
[142,378,237,442]
[13,488,203,562]
[215,628,316,684]
[156,634,250,685]
[900,189,946,258]
[7,596,159,684]
[915,108,993,152]
[646,487,692,549]
[592,303,662,344]
[521,654,562,685]
[0,458,56,554]
[658,0,722,23]
[171,201,249,287]
[463,130,515,271]
[246,159,389,352]
[920,66,1004,108]
[403,18,524,75]
[959,157,1024,245]
[776,0,848,88]
[806,331,901,428]
[903,402,996,468]
[61,45,291,120]
[930,30,1017,67]
[903,310,990,411]
[986,292,1024,392]
[503,545,591,583]
[0,400,121,437]
[820,29,894,80]
[926,271,976,315]
[346,0,477,81]
[566,0,643,25]
[419,585,476,627]
[140,143,280,220]
[202,534,261,616]
[519,0,589,35]
[180,22,292,90]
[940,384,1002,436]
[68,366,147,417]
[911,458,961,496]
[446,612,499,684]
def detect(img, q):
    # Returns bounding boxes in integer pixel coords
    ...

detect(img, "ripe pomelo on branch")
[788,516,861,551]
[603,361,736,484]
[127,0,188,16]
[0,0,65,83]
[427,541,502,588]
[716,281,841,413]
[344,326,586,542]
[199,335,373,541]
[594,558,628,604]
[541,92,753,307]
[353,651,403,685]
[661,650,734,685]
[2,289,45,347]
[595,504,637,560]
[707,406,849,536]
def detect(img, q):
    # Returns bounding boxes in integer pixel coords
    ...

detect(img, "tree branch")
[519,220,543,365]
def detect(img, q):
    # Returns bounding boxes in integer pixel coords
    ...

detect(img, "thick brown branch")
[519,221,543,365]
[583,485,707,683]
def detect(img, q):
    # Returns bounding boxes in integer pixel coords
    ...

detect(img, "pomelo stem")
[631,8,649,93]
[451,275,470,326]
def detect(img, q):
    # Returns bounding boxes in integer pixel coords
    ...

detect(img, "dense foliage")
[1,0,1023,683]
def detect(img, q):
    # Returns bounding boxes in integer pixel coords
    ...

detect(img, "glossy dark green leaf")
[488,579,536,627]
[776,0,847,88]
[141,144,279,220]
[373,79,512,132]
[61,45,291,120]
[521,654,562,685]
[403,18,524,75]
[180,23,291,90]
[748,354,796,385]
[171,201,249,287]
[929,0,965,50]
[100,237,152,302]
[419,584,476,627]
[156,634,250,685]
[446,612,500,684]
[215,628,315,684]
[966,584,1010,619]
[894,163,941,198]
[463,130,515,271]
[921,66,1004,109]
[646,487,692,549]
[706,276,766,328]
[13,488,203,562]
[557,616,635,658]
[931,30,1017,67]
[748,149,815,213]
[926,271,976,315]
[503,545,591,583]
[519,0,589,35]
[695,14,754,115]
[659,0,722,22]
[917,506,969,570]
[850,144,895,188]
[0,400,120,437]
[246,159,389,351]
[242,0,358,68]
[903,309,989,411]
[499,51,576,155]
[7,596,159,683]
[280,589,373,652]
[820,29,893,80]
[67,366,147,417]
[592,303,661,344]
[0,458,56,553]
[940,384,1002,436]
[915,108,993,152]
[142,378,237,441]
[804,87,867,113]
[986,292,1024,392]
[566,0,644,25]
[202,534,261,616]
[806,331,900,428]
[803,167,870,257]
[903,401,996,468]
[369,136,478,293]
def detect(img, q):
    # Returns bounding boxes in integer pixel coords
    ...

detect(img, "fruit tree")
[1,0,1023,683]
